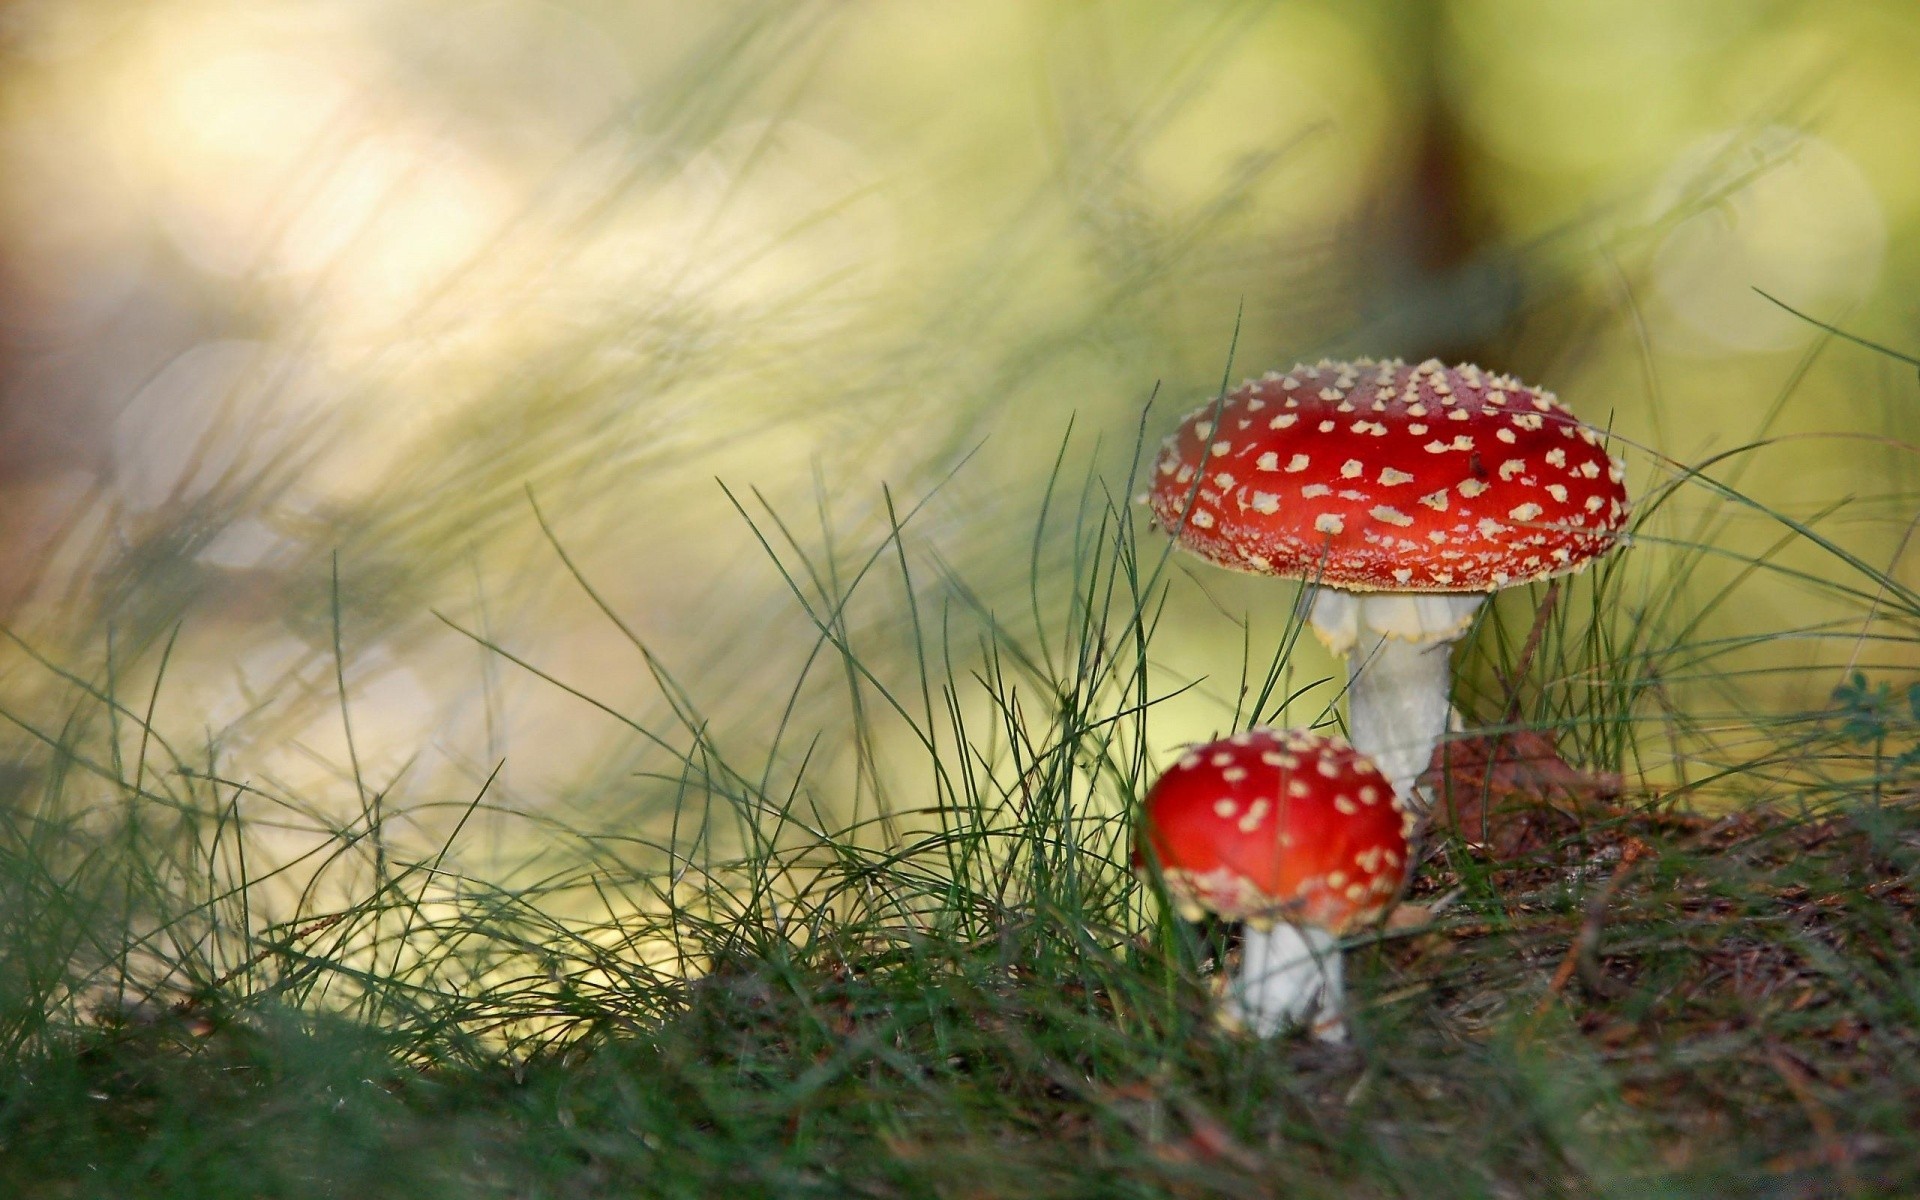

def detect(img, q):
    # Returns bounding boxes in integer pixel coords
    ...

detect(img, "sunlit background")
[3,0,1918,900]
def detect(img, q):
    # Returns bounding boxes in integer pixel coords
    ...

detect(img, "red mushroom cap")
[1136,729,1412,931]
[1146,358,1629,592]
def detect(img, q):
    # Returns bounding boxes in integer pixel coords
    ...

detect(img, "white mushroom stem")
[1309,588,1486,808]
[1225,922,1344,1041]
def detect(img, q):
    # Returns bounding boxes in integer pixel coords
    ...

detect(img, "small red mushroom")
[1146,358,1630,807]
[1136,728,1412,1039]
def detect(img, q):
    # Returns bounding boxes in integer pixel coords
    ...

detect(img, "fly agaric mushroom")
[1145,358,1629,808]
[1136,728,1412,1040]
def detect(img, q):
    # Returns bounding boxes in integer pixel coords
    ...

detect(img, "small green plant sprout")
[1146,358,1630,808]
[1136,729,1413,1042]
[1830,671,1920,778]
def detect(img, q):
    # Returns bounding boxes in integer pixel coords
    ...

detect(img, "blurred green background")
[2,0,1917,893]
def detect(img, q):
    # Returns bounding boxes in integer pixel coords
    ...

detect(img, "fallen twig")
[1766,1041,1863,1197]
[1534,837,1647,1016]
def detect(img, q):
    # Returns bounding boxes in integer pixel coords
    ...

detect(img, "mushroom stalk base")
[1308,589,1485,811]
[1224,923,1344,1041]
[1346,630,1456,810]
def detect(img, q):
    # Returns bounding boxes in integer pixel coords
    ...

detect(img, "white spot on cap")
[1510,502,1543,521]
[1477,517,1504,536]
[1546,484,1569,502]
[1211,441,1232,456]
[1496,428,1517,444]
[1213,798,1238,818]
[1222,767,1247,782]
[1418,489,1449,511]
[1317,420,1336,433]
[1257,452,1280,471]
[1237,798,1270,833]
[1498,459,1527,480]
[1452,435,1474,451]
[1424,440,1450,454]
[1378,467,1414,486]
[1370,506,1413,527]
[1213,472,1235,489]
[1458,479,1489,498]
[1211,752,1234,766]
[1545,448,1567,468]
[1269,413,1298,430]
[1190,510,1215,529]
[1341,459,1363,478]
[1584,495,1605,512]
[1301,484,1331,498]
[1285,454,1310,473]
[1315,513,1344,535]
[1250,492,1280,513]
[1392,568,1412,584]
[1287,779,1310,798]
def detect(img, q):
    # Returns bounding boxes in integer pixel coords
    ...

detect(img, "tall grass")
[4,341,1919,1195]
